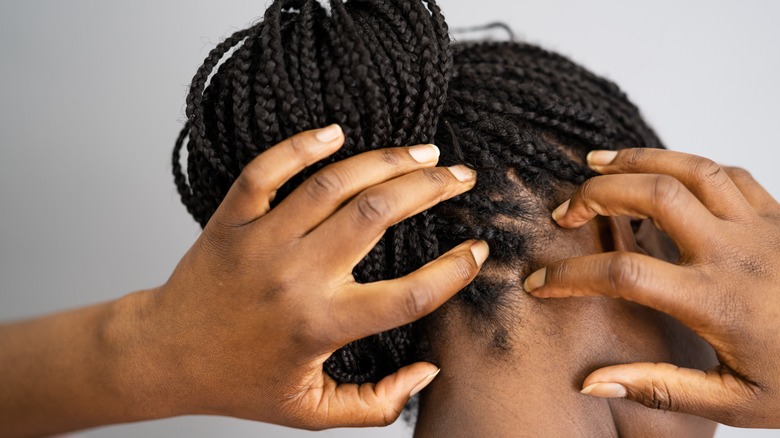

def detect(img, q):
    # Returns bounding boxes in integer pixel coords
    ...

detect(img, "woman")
[3,1,779,436]
[172,0,715,435]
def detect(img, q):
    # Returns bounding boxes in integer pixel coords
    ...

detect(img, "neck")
[412,294,717,438]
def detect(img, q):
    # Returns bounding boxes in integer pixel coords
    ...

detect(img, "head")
[173,0,662,390]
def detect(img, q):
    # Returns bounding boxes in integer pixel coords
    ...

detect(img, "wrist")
[101,287,185,421]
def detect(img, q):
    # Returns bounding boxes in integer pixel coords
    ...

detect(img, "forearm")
[0,289,175,437]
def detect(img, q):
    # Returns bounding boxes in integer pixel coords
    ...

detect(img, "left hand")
[522,148,780,428]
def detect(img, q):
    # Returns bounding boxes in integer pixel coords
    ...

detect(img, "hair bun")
[175,0,664,388]
[175,0,454,225]
[174,0,455,385]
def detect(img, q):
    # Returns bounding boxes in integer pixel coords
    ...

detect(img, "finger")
[307,362,440,428]
[552,174,721,254]
[587,148,753,220]
[524,252,708,328]
[212,124,345,227]
[327,240,488,345]
[307,165,476,270]
[579,362,760,427]
[722,166,780,215]
[268,143,444,236]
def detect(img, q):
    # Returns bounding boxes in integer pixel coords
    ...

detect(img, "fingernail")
[315,124,343,143]
[410,369,441,397]
[551,199,570,222]
[470,240,489,267]
[581,383,627,398]
[523,267,546,292]
[447,165,475,182]
[587,150,618,167]
[408,144,440,163]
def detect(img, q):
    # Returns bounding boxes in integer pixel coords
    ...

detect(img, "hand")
[122,125,487,430]
[523,148,780,427]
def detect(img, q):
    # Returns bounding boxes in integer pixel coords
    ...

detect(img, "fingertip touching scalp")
[172,0,663,386]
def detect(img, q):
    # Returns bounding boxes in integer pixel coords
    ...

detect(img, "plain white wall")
[1,1,778,437]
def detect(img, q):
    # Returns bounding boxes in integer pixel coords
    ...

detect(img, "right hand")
[122,124,487,430]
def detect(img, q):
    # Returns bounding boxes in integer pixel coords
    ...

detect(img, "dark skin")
[526,148,780,428]
[0,126,488,436]
[2,132,780,434]
[415,192,717,437]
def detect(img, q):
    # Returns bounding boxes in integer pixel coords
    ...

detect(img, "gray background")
[1,0,778,436]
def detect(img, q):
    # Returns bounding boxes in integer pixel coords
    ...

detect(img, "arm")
[0,291,175,436]
[0,125,487,436]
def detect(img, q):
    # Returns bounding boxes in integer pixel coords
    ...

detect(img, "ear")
[607,216,641,252]
[605,216,680,263]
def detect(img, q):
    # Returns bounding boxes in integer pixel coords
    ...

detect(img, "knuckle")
[569,177,607,219]
[378,148,401,166]
[421,167,450,190]
[576,177,599,202]
[623,148,648,168]
[450,253,478,282]
[305,169,347,201]
[288,133,310,158]
[402,285,435,319]
[636,375,675,411]
[235,165,271,197]
[266,265,300,299]
[651,174,684,211]
[607,252,643,294]
[354,191,393,226]
[547,260,570,285]
[291,317,318,346]
[688,157,727,186]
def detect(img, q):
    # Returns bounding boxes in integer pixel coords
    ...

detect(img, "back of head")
[173,0,663,385]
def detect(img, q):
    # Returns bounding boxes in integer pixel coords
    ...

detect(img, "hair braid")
[173,0,664,385]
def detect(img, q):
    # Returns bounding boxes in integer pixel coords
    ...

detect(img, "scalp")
[173,0,664,385]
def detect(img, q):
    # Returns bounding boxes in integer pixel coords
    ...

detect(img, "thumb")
[316,362,440,428]
[580,362,760,425]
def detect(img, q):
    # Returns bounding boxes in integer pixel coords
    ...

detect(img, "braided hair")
[172,0,663,385]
